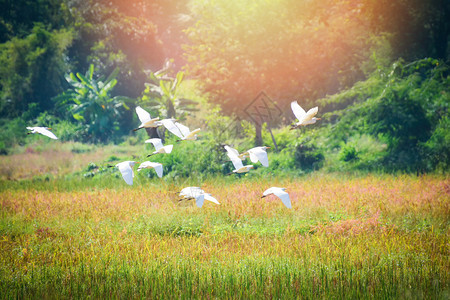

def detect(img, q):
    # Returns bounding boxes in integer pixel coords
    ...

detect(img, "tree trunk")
[167,99,176,119]
[145,127,160,139]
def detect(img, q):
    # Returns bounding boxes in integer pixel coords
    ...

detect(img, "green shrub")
[293,142,324,171]
[339,145,359,162]
[423,116,450,172]
[0,118,27,154]
[316,58,449,173]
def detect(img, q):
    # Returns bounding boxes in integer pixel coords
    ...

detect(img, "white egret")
[145,138,174,156]
[137,161,163,178]
[26,127,58,140]
[133,106,160,131]
[166,122,201,141]
[290,101,320,129]
[178,187,220,208]
[110,161,138,185]
[261,187,292,208]
[243,146,270,167]
[224,145,254,174]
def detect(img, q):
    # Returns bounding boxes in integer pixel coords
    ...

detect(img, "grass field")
[0,165,448,298]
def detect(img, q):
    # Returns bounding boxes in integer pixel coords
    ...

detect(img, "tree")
[55,64,132,143]
[0,24,73,118]
[140,60,197,119]
[66,0,165,99]
[0,0,70,43]
[184,0,379,144]
[360,0,450,60]
[138,60,198,139]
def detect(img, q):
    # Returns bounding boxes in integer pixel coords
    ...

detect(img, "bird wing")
[161,119,184,139]
[273,188,291,208]
[291,101,306,121]
[249,148,269,167]
[117,162,134,185]
[195,194,205,208]
[136,106,152,123]
[184,128,201,140]
[145,138,163,151]
[35,127,58,139]
[227,150,244,170]
[137,162,163,178]
[249,152,259,163]
[162,144,173,154]
[302,106,319,123]
[224,145,240,157]
[174,122,191,138]
[204,193,220,204]
[152,163,163,178]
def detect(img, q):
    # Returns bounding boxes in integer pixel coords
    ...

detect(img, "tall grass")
[0,174,448,298]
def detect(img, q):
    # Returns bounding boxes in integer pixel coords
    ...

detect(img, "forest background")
[0,0,448,176]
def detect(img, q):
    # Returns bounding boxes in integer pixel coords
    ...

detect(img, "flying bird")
[290,101,320,129]
[145,138,174,156]
[178,187,220,208]
[133,106,160,131]
[110,161,138,185]
[224,145,254,174]
[243,146,270,167]
[261,187,292,208]
[26,127,58,140]
[137,161,163,178]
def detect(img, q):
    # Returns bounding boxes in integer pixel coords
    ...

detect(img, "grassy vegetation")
[0,165,448,298]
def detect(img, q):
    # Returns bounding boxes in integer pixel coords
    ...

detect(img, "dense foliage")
[315,58,449,173]
[54,64,133,143]
[0,0,448,173]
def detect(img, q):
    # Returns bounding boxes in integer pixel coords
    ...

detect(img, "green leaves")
[0,24,73,118]
[319,58,449,173]
[140,62,197,119]
[55,64,131,143]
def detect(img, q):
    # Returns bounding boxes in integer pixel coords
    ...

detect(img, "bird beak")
[147,154,153,157]
[261,195,266,198]
[316,118,321,120]
[266,147,271,149]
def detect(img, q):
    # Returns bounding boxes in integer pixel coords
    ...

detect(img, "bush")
[339,145,359,162]
[293,142,324,171]
[316,58,449,173]
[423,116,450,172]
[0,118,27,154]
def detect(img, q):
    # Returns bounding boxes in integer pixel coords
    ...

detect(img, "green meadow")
[0,155,448,298]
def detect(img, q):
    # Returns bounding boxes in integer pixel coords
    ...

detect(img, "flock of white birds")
[26,101,320,209]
